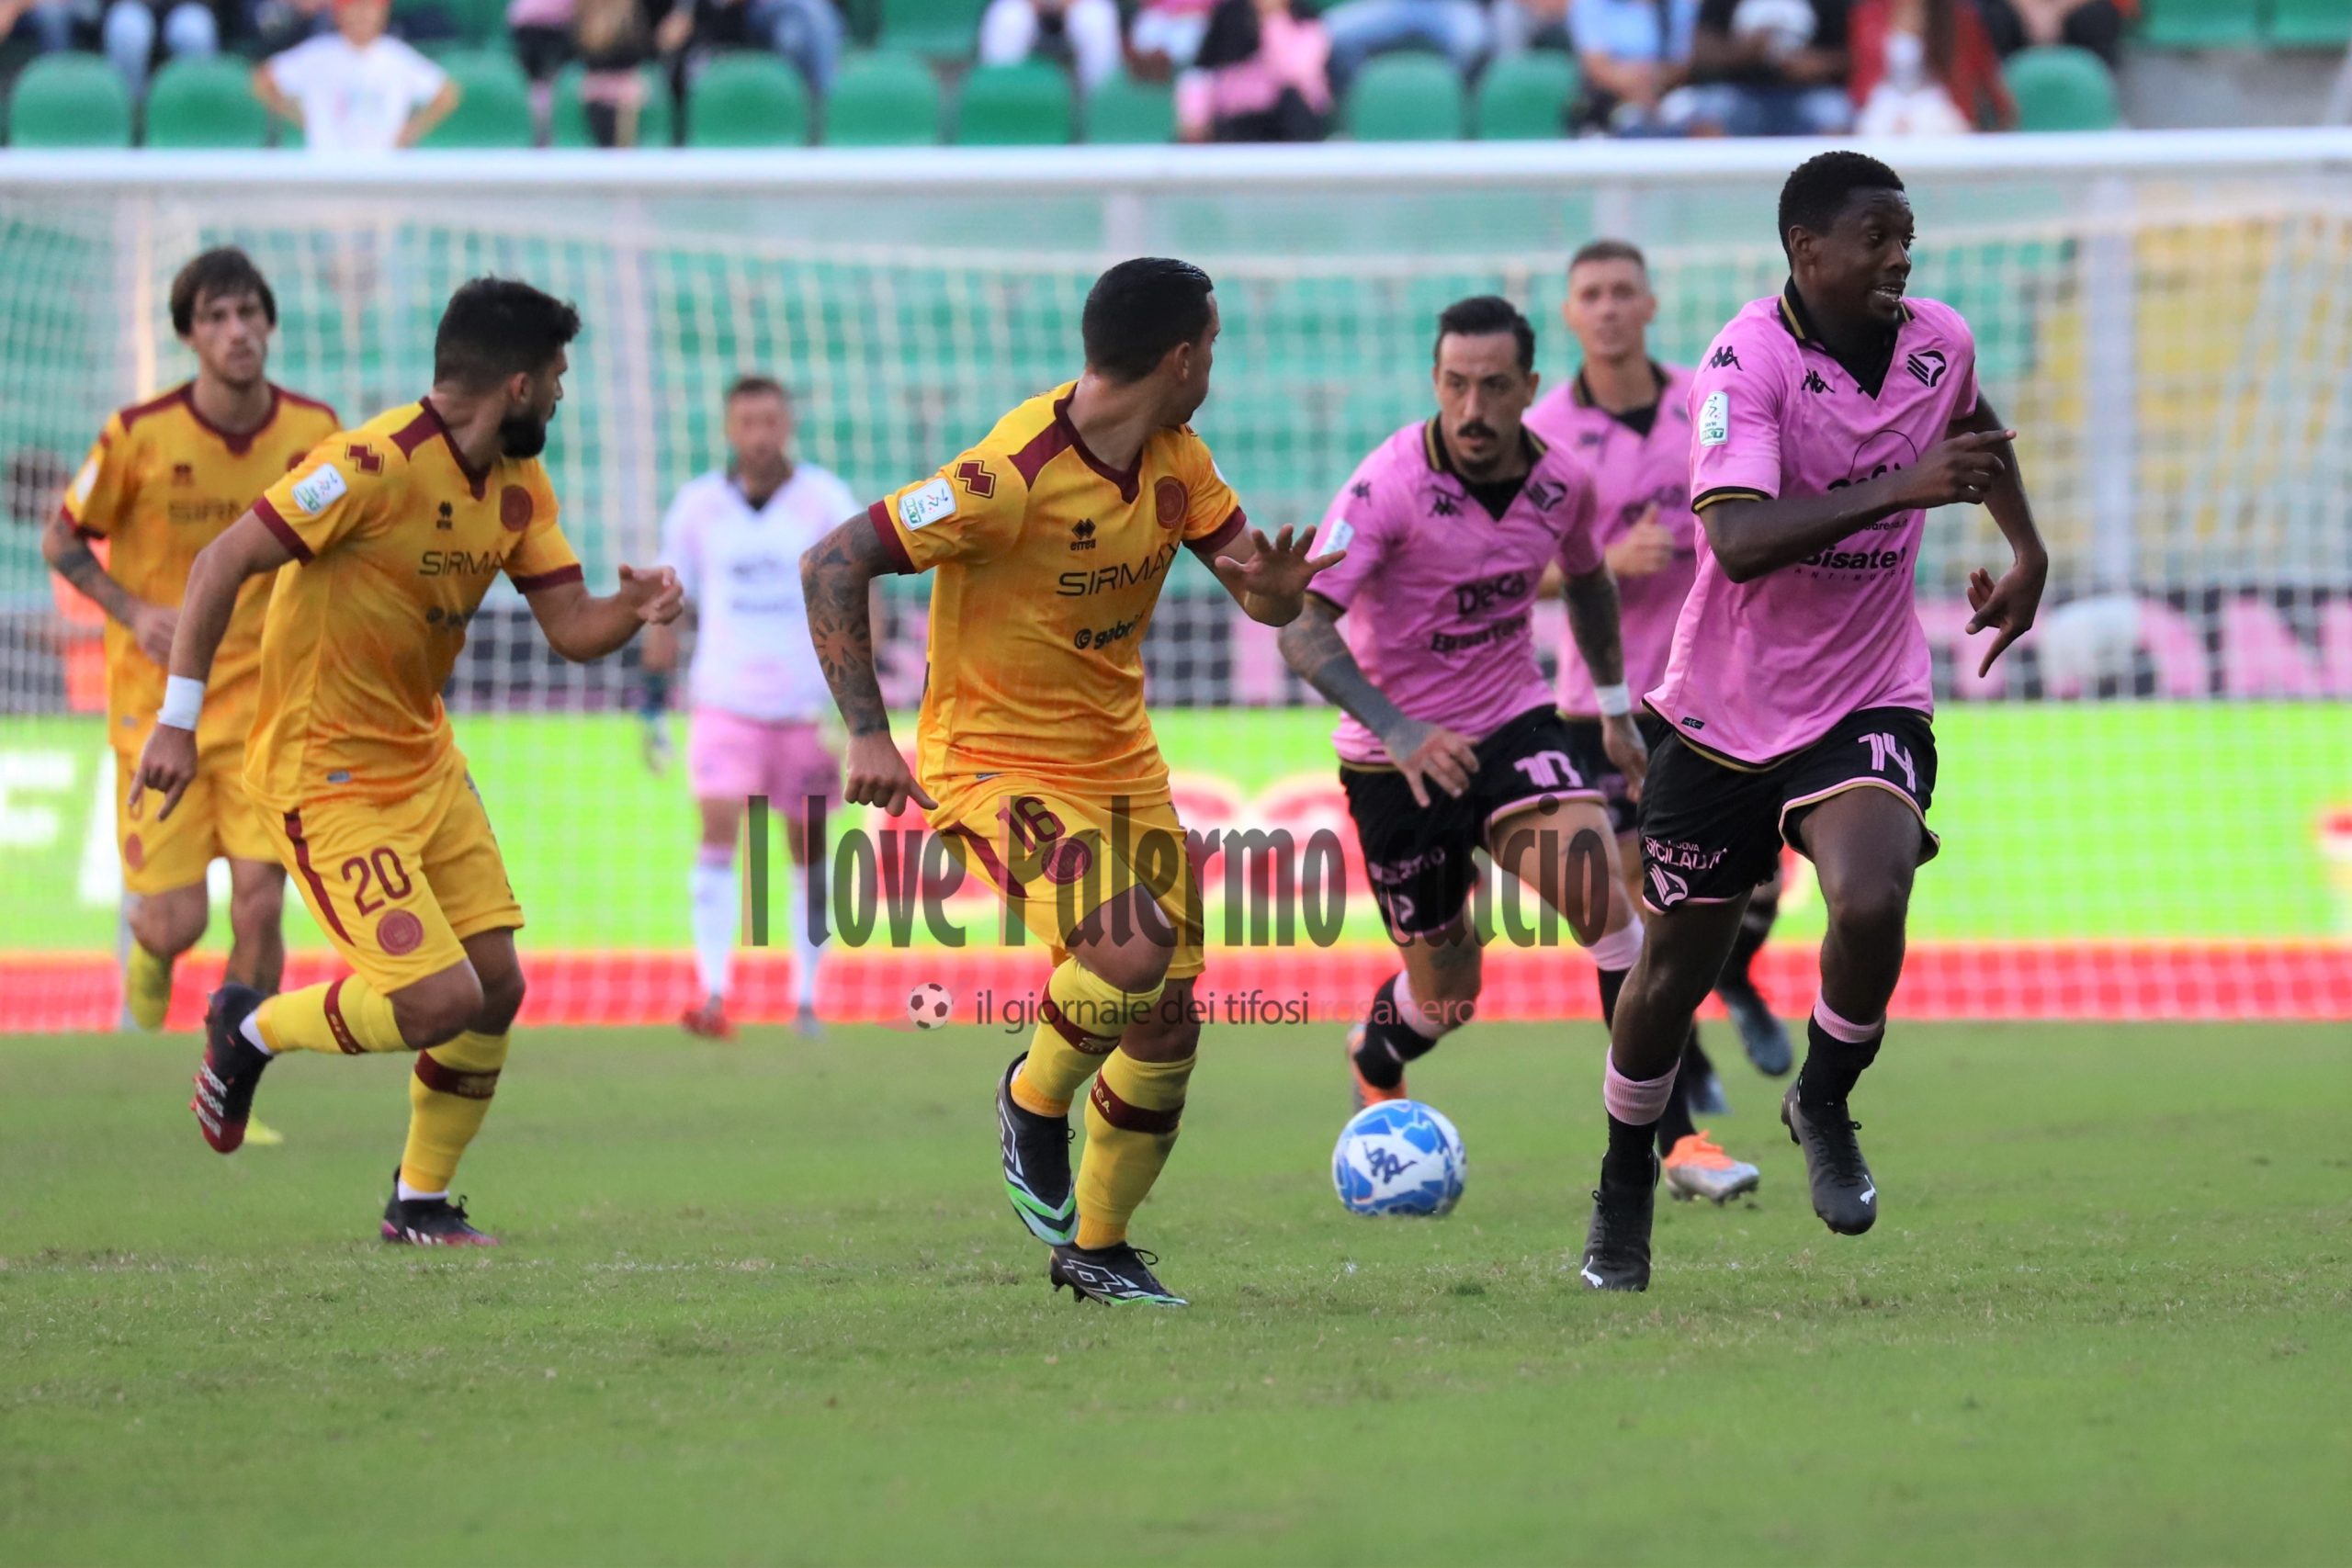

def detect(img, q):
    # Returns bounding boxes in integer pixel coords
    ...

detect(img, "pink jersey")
[1652,287,1980,767]
[1524,361,1700,712]
[1308,421,1605,766]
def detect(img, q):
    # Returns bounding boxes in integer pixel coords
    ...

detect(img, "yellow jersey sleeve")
[59,413,134,536]
[867,447,1032,575]
[1173,431,1247,553]
[502,468,582,592]
[254,435,392,563]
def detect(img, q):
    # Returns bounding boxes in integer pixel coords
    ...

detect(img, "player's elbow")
[1701,512,1766,583]
[39,512,79,571]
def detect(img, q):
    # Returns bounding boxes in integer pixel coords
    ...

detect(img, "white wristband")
[158,675,205,731]
[1594,682,1633,717]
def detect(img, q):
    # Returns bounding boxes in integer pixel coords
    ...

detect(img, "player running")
[44,250,338,1104]
[642,375,856,1040]
[799,258,1336,1306]
[1278,295,1653,1140]
[132,277,684,1245]
[1578,152,2047,1290]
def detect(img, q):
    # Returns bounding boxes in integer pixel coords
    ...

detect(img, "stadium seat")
[7,52,133,149]
[1343,53,1464,141]
[2006,46,2119,132]
[1473,51,1575,140]
[686,53,811,146]
[823,51,941,145]
[2268,0,2352,47]
[418,51,535,147]
[143,55,268,149]
[1084,73,1174,143]
[953,60,1072,145]
[441,0,508,45]
[2137,0,2262,48]
[879,0,986,58]
[549,63,675,147]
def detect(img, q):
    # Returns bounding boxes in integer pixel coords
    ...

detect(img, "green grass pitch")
[3,1021,2347,1566]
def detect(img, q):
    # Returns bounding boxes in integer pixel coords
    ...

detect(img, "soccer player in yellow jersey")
[132,277,684,1246]
[801,258,1340,1305]
[42,250,338,1066]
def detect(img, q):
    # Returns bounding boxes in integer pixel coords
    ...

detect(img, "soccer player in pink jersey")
[1527,239,1763,1205]
[1279,296,1647,1122]
[1578,152,2046,1291]
[642,377,858,1039]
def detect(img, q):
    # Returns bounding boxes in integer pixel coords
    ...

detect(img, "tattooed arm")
[1277,592,1476,808]
[801,516,934,815]
[1561,562,1649,797]
[41,511,175,663]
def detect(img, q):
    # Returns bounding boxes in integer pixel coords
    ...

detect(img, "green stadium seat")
[2138,0,2262,48]
[1343,52,1464,141]
[442,0,509,45]
[1473,50,1574,140]
[143,55,268,149]
[418,50,535,147]
[2268,0,2352,47]
[1084,73,1173,143]
[823,51,941,145]
[7,52,133,148]
[952,60,1071,145]
[549,62,675,147]
[879,0,985,58]
[687,52,811,145]
[2006,46,2119,132]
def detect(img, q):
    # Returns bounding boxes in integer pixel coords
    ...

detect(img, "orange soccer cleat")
[679,997,735,1041]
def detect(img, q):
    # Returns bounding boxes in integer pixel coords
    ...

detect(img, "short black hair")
[1433,295,1535,374]
[1568,238,1647,275]
[727,374,786,403]
[1778,152,1905,258]
[433,276,582,389]
[170,248,276,338]
[1082,258,1216,383]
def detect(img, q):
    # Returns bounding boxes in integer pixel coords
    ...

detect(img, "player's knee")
[1075,887,1176,996]
[130,891,206,958]
[1825,874,1910,948]
[473,963,526,1034]
[393,970,483,1050]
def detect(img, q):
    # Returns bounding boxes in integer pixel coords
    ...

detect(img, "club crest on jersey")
[899,477,956,531]
[1155,477,1188,530]
[288,464,347,516]
[1905,349,1948,388]
[500,484,533,531]
[378,909,424,956]
[955,459,997,500]
[1699,391,1730,447]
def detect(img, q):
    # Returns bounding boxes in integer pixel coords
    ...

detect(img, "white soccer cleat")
[1662,1131,1761,1204]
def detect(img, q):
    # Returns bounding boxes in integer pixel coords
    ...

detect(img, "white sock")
[690,853,736,1002]
[395,1179,447,1202]
[787,860,824,1010]
[239,1010,275,1055]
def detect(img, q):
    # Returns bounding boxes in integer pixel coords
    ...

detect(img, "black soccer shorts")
[1560,712,1673,839]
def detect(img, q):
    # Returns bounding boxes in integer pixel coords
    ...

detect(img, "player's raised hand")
[130,603,179,666]
[616,563,684,626]
[843,731,937,818]
[128,721,198,822]
[1600,712,1649,804]
[1901,430,2014,511]
[1381,718,1478,809]
[1964,554,2047,677]
[1604,505,1675,579]
[1211,525,1346,621]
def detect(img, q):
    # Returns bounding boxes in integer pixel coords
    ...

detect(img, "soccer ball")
[1332,1100,1465,1217]
[906,982,953,1029]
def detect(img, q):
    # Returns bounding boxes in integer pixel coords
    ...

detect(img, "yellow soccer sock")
[255,976,407,1055]
[1074,1048,1195,1250]
[400,1030,509,1194]
[1010,959,1164,1117]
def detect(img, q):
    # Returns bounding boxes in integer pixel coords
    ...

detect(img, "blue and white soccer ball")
[1332,1100,1466,1217]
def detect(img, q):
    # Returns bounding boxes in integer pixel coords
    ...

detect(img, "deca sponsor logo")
[1453,569,1532,616]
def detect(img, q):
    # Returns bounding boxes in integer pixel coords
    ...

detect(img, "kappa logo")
[1430,492,1462,518]
[1351,479,1373,501]
[955,459,997,500]
[1802,369,1831,395]
[1905,349,1948,388]
[1707,344,1742,372]
[1069,519,1097,552]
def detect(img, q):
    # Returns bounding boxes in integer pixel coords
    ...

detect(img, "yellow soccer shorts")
[116,738,276,897]
[931,778,1205,981]
[264,758,525,994]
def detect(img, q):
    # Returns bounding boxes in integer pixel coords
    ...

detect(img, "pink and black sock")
[1601,1057,1678,1185]
[1796,996,1885,1108]
[1590,921,1644,1024]
[1351,973,1442,1090]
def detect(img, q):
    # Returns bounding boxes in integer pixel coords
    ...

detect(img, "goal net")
[3,137,2348,1029]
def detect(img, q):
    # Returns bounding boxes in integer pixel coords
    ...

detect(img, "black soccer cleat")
[1577,1153,1658,1292]
[381,1168,500,1247]
[190,984,270,1155]
[997,1053,1077,1245]
[1048,1242,1186,1306]
[1781,1086,1878,1235]
[1718,976,1794,1077]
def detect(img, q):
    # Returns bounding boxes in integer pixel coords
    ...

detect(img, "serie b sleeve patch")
[1699,390,1730,448]
[289,463,349,515]
[898,477,956,531]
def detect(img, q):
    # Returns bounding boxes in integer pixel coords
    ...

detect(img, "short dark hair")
[1778,152,1905,258]
[170,248,276,338]
[1568,238,1647,275]
[727,374,786,404]
[433,276,582,389]
[1082,258,1216,383]
[1433,295,1535,374]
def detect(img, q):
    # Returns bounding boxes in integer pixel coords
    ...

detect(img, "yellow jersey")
[870,382,1245,803]
[244,397,578,809]
[59,382,340,755]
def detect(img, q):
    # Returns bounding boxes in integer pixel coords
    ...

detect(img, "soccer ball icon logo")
[1332,1100,1466,1216]
[906,982,954,1029]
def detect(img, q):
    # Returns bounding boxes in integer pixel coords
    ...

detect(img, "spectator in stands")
[1317,0,1489,92]
[252,0,460,151]
[572,0,655,141]
[1127,0,1219,77]
[249,0,333,54]
[1,0,86,57]
[510,0,576,86]
[1,0,216,94]
[1682,0,1852,136]
[1973,0,2124,67]
[1544,0,1701,134]
[1850,0,2014,131]
[1175,0,1329,138]
[978,0,1123,93]
[650,0,842,95]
